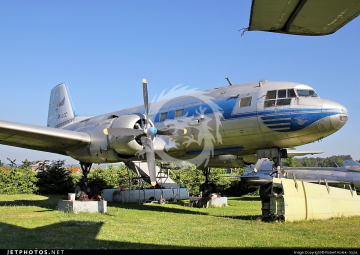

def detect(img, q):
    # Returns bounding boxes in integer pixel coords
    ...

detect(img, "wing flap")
[0,120,90,155]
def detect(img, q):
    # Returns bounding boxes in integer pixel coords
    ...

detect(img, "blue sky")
[0,0,359,165]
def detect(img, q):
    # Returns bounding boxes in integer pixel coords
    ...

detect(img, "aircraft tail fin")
[47,83,76,128]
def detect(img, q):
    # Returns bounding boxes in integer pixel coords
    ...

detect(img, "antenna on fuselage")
[259,78,269,87]
[225,77,233,86]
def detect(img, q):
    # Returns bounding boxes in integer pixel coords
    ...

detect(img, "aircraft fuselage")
[60,80,348,167]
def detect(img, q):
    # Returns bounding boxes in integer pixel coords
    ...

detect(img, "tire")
[259,182,272,202]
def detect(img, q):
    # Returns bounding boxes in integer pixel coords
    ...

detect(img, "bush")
[88,164,139,191]
[0,168,38,194]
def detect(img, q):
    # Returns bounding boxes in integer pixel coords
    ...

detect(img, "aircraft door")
[258,88,296,133]
[229,90,259,143]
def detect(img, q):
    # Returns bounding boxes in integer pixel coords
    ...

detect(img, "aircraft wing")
[0,120,91,155]
[287,150,323,157]
[248,0,360,36]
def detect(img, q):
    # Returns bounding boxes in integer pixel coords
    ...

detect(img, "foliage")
[20,159,33,169]
[165,162,246,196]
[0,168,38,194]
[88,164,139,190]
[1,154,358,196]
[36,160,75,195]
[171,164,204,195]
[294,155,352,167]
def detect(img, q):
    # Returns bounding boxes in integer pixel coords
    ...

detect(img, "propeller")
[103,79,188,186]
[103,79,158,186]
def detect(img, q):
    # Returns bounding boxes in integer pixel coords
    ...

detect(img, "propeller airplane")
[0,79,348,197]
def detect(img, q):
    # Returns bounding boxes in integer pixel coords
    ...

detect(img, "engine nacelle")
[108,114,146,155]
[66,114,148,163]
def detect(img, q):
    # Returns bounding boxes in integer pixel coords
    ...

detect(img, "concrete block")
[210,197,228,207]
[58,200,107,213]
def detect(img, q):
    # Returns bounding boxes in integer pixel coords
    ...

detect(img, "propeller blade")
[142,79,149,128]
[144,137,157,186]
[103,128,144,137]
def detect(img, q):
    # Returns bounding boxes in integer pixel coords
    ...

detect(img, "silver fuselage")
[60,81,348,167]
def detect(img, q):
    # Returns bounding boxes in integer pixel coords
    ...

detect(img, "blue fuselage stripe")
[187,147,244,155]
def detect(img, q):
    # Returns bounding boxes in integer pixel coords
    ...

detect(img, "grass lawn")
[0,194,360,250]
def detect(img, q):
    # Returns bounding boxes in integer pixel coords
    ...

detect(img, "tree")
[20,159,33,169]
[36,160,75,195]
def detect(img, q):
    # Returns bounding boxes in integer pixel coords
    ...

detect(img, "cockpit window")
[296,89,318,97]
[266,90,276,99]
[264,89,296,108]
[278,89,286,98]
[288,89,296,97]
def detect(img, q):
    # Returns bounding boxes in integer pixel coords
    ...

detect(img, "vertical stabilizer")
[47,83,76,128]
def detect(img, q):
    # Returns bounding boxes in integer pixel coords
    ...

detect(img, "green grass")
[0,194,360,249]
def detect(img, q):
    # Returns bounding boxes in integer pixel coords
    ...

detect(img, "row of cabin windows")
[158,109,184,122]
[156,96,254,122]
[157,98,253,122]
[155,88,318,121]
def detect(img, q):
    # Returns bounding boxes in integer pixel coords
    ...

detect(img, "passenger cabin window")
[239,97,252,108]
[159,112,168,121]
[175,109,184,118]
[264,89,296,108]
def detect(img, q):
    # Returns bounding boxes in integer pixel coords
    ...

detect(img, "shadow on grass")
[229,196,262,202]
[0,195,209,216]
[0,195,63,210]
[0,221,202,249]
[0,195,262,219]
[107,201,209,215]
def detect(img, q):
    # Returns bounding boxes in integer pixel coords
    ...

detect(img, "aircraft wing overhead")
[248,0,360,36]
[0,120,91,155]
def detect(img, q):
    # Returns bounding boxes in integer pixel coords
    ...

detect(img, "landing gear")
[269,148,286,178]
[199,167,217,197]
[259,148,287,221]
[74,162,100,200]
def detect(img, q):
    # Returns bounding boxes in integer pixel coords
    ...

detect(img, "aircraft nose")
[321,100,348,130]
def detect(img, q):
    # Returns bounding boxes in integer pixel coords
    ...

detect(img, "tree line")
[0,160,245,196]
[0,155,358,196]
